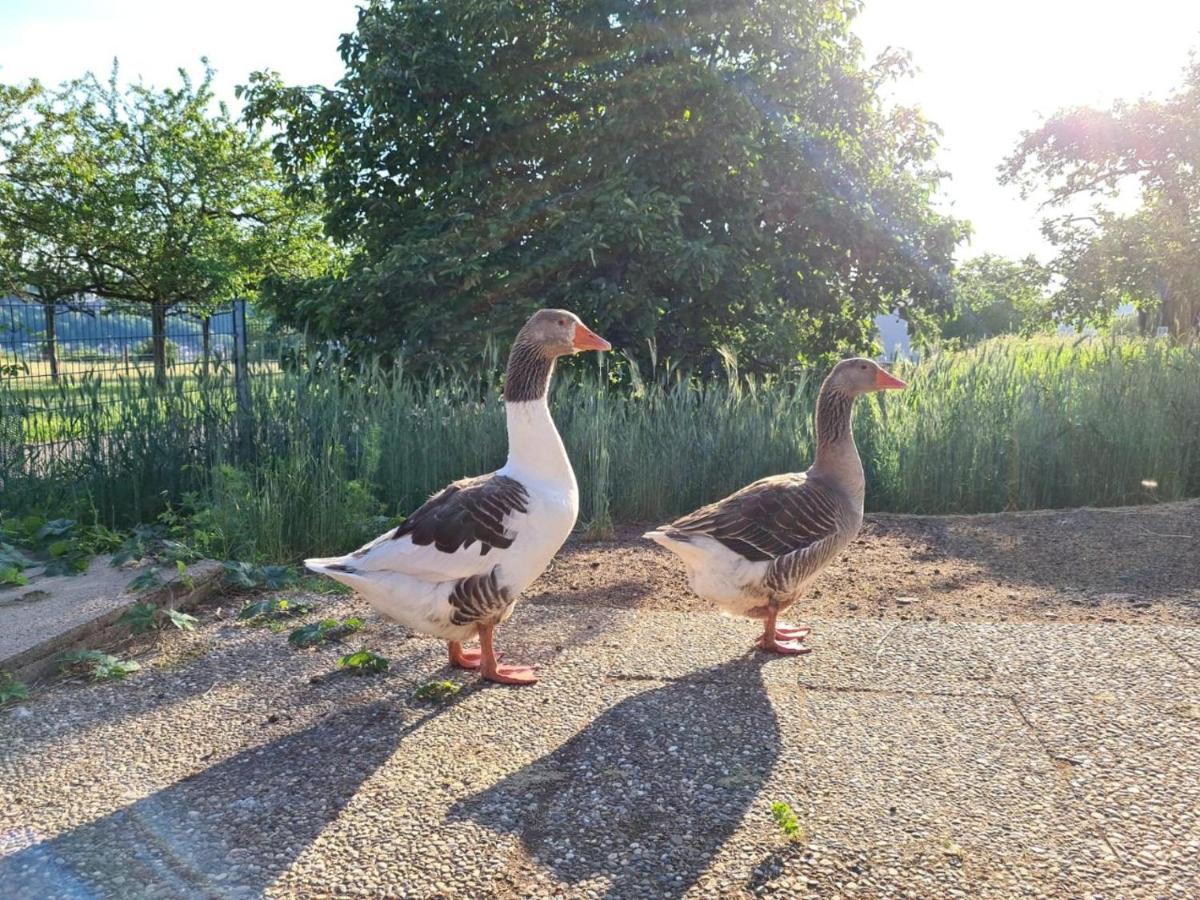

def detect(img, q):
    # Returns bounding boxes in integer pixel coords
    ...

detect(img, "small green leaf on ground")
[771,801,805,841]
[174,559,195,589]
[338,649,389,675]
[289,618,339,648]
[288,616,364,648]
[223,560,259,589]
[126,567,164,593]
[237,596,314,624]
[118,603,158,634]
[223,561,299,591]
[59,650,141,681]
[0,542,34,569]
[163,609,197,631]
[0,565,30,587]
[413,679,461,703]
[259,565,298,589]
[0,671,30,706]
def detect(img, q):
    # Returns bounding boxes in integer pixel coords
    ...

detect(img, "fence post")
[232,298,254,461]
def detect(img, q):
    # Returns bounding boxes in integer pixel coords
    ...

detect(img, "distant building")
[874,313,912,362]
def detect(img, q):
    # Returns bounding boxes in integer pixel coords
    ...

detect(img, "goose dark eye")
[559,319,567,326]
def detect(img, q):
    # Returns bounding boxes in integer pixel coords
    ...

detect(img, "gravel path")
[1,501,1198,897]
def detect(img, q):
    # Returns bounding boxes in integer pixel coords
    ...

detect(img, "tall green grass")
[2,336,1197,560]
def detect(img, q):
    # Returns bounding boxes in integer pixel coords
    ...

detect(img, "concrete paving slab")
[593,610,999,697]
[0,558,224,683]
[978,622,1199,706]
[1,593,1198,898]
[1155,626,1200,671]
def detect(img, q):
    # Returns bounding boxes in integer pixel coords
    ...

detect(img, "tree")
[1002,56,1200,337]
[0,82,101,379]
[940,254,1051,345]
[242,0,964,373]
[0,65,333,383]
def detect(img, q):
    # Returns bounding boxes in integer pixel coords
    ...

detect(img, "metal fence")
[0,297,244,382]
[0,296,297,469]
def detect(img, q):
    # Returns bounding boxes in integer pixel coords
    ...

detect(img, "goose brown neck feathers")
[503,338,556,403]
[815,384,854,449]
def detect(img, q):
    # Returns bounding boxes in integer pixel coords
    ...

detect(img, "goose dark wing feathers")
[664,473,841,562]
[388,474,530,555]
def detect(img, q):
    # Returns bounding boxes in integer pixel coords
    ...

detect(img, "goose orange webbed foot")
[756,635,811,655]
[477,624,537,686]
[773,624,811,640]
[482,663,538,686]
[448,641,486,670]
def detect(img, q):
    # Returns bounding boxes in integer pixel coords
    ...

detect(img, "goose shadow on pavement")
[448,653,781,899]
[0,697,447,900]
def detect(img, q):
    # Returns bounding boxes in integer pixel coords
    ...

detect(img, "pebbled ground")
[1,500,1198,898]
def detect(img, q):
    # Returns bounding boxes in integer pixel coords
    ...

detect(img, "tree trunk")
[151,301,167,385]
[44,303,59,381]
[201,315,212,375]
[1137,307,1150,336]
[1162,285,1199,339]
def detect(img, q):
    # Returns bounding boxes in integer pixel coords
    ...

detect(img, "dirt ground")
[540,498,1200,626]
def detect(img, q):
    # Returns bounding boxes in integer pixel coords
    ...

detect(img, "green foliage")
[43,536,91,576]
[0,541,35,570]
[110,527,159,567]
[299,575,353,596]
[337,649,389,676]
[163,608,198,631]
[222,560,299,591]
[4,336,1199,560]
[865,336,1200,513]
[118,601,197,633]
[413,679,462,704]
[0,671,29,706]
[59,650,141,681]
[1004,58,1200,336]
[117,602,159,634]
[126,568,164,593]
[236,596,314,624]
[770,801,805,841]
[0,565,29,587]
[287,616,364,648]
[941,255,1052,345]
[0,515,123,579]
[243,0,963,374]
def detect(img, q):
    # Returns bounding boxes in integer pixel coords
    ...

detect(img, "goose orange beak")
[874,368,907,390]
[572,322,612,352]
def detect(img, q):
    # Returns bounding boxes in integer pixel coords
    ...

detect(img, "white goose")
[646,358,906,654]
[306,309,611,685]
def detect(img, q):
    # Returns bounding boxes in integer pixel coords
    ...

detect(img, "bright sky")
[2,1,1198,263]
[855,1,1200,261]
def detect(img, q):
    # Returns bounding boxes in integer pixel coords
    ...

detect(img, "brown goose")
[645,358,906,653]
[306,309,611,685]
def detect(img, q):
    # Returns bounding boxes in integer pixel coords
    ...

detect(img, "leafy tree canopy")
[243,0,965,373]
[939,254,1051,346]
[0,64,334,379]
[1003,57,1200,336]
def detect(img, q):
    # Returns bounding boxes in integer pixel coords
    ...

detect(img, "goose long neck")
[503,338,554,404]
[502,339,574,484]
[810,382,863,486]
